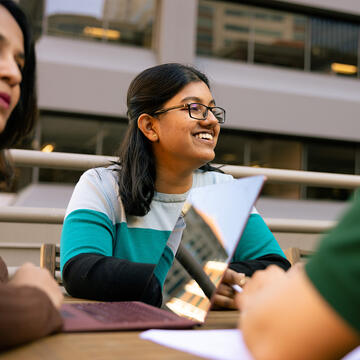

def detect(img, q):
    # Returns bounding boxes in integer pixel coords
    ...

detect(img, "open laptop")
[61,175,265,332]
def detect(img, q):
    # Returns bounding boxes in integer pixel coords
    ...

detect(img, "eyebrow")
[180,96,216,106]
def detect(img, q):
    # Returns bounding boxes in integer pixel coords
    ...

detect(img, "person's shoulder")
[193,168,233,187]
[66,164,121,219]
[72,165,120,203]
[79,165,120,184]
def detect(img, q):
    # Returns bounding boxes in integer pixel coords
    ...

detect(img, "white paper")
[140,329,360,360]
[140,329,253,360]
[341,347,360,360]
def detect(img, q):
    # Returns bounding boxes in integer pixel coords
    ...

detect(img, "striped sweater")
[60,166,285,296]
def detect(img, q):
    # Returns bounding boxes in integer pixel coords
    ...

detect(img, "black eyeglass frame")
[153,103,226,124]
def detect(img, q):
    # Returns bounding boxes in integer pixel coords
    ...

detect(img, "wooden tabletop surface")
[1,296,239,360]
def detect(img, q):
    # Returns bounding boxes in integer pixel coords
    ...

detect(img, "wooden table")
[1,296,239,360]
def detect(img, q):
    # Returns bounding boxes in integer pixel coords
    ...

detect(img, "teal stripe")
[232,213,285,261]
[114,225,171,265]
[61,209,172,275]
[153,246,175,287]
[60,209,116,272]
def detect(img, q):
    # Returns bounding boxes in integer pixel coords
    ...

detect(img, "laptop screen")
[165,175,265,322]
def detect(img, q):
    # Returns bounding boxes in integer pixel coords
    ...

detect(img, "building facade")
[12,0,360,204]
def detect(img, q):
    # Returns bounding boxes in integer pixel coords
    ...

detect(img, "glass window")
[215,131,303,199]
[197,2,218,57]
[311,18,358,77]
[214,130,246,165]
[197,0,306,69]
[197,0,249,61]
[39,114,99,184]
[101,121,128,156]
[248,137,302,199]
[197,1,360,76]
[46,0,155,48]
[40,114,99,155]
[306,142,355,200]
[38,113,126,184]
[253,11,306,70]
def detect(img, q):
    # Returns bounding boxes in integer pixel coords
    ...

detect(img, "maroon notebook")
[61,301,200,332]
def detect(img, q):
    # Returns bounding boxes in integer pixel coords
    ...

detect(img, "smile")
[195,133,213,141]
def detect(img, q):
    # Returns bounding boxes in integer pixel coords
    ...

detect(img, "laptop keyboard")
[73,302,177,324]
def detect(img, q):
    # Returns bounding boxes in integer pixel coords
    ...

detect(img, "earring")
[153,134,158,141]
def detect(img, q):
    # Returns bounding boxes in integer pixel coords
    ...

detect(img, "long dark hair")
[116,63,221,217]
[0,0,37,185]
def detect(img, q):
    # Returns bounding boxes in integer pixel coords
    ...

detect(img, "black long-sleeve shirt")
[62,253,162,306]
[229,253,291,276]
[62,252,290,305]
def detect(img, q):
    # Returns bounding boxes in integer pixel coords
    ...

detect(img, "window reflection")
[197,0,251,61]
[46,0,104,41]
[253,12,306,69]
[311,18,358,77]
[306,143,355,200]
[197,0,360,76]
[46,0,155,47]
[37,113,127,184]
[197,0,306,69]
[214,130,246,165]
[248,137,302,199]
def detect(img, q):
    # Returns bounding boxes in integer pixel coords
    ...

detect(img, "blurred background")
[3,0,360,264]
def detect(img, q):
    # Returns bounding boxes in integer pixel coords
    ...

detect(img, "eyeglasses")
[153,103,226,124]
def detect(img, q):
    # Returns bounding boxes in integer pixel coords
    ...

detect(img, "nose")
[0,54,22,86]
[202,109,219,127]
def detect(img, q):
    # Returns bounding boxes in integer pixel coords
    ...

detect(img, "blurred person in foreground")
[237,195,360,359]
[0,0,63,351]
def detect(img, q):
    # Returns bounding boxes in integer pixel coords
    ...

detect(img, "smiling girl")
[60,63,290,306]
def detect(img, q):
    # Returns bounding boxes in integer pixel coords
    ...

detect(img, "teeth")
[195,133,213,140]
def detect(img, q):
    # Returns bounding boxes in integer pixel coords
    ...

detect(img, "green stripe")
[60,209,116,272]
[61,209,172,274]
[233,213,285,261]
[114,225,171,264]
[153,246,175,287]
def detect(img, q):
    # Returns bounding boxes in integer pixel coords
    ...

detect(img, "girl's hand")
[212,269,247,309]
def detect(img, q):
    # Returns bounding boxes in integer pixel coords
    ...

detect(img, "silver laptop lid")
[165,175,265,322]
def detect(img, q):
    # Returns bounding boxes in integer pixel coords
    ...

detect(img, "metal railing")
[0,206,336,233]
[10,149,360,188]
[2,148,358,233]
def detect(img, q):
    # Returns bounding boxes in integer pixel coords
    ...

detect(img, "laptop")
[61,175,265,332]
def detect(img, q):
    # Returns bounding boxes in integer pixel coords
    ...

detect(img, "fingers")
[213,293,237,309]
[222,269,246,287]
[217,282,235,298]
[9,263,64,309]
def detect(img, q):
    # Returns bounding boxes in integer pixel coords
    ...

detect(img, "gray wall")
[35,0,360,142]
[36,35,360,142]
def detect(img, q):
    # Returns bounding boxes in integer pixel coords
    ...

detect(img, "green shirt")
[306,197,360,333]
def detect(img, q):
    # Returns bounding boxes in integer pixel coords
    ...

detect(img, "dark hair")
[0,0,37,185]
[116,63,222,217]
